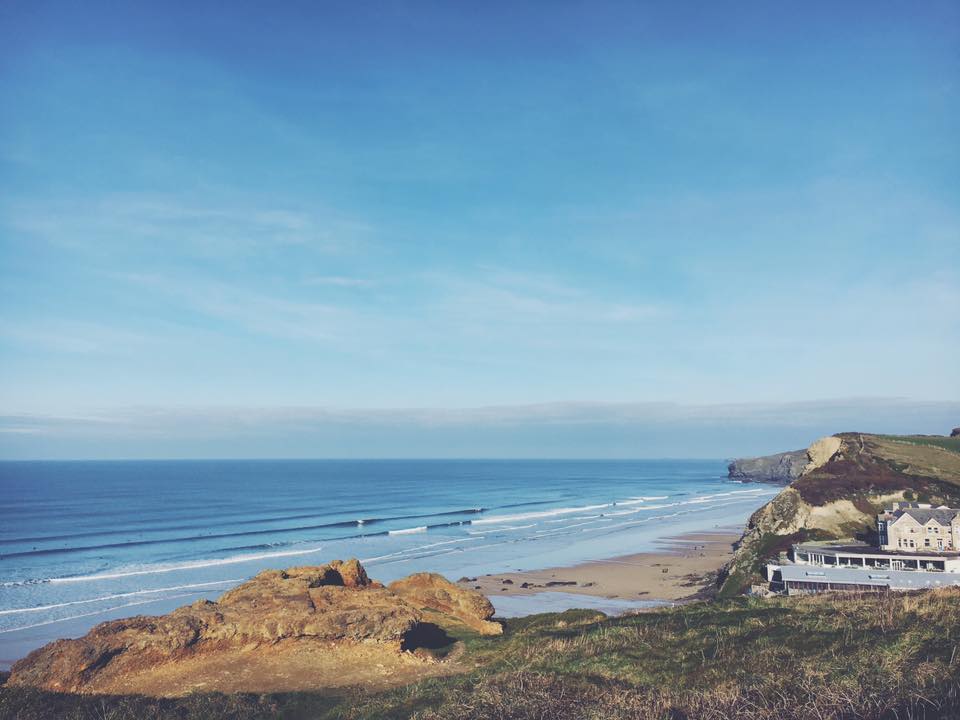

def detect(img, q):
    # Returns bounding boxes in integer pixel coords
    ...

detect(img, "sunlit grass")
[3,589,959,719]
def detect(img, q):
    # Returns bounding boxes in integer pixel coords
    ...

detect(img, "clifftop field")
[3,588,959,719]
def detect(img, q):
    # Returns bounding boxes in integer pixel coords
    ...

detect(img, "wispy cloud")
[426,267,667,326]
[3,193,374,258]
[5,397,956,434]
[303,275,375,289]
[2,398,957,459]
[0,320,157,355]
[117,273,351,342]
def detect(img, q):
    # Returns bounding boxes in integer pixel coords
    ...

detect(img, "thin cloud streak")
[2,398,956,460]
[4,193,373,258]
[3,397,956,435]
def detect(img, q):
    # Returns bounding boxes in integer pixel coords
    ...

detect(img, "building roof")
[888,507,959,526]
[773,564,960,590]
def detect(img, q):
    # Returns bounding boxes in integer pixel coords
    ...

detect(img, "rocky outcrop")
[802,435,842,474]
[389,573,502,635]
[727,449,807,484]
[8,560,497,696]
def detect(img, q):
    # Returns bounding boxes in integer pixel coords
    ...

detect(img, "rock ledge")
[8,560,500,695]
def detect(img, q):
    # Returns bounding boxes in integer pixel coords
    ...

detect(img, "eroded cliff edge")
[728,449,807,483]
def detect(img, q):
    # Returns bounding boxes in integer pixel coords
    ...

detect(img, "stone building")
[877,503,960,553]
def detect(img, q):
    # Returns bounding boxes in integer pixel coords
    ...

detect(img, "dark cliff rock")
[727,449,807,484]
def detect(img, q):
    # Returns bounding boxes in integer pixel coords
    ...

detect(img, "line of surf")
[388,526,427,535]
[471,502,617,525]
[6,546,326,586]
[0,508,489,559]
[0,579,243,616]
[0,593,198,634]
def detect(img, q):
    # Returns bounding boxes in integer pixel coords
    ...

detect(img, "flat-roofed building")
[766,563,960,595]
[791,541,960,572]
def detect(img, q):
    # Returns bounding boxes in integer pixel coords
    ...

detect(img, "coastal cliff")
[727,449,807,483]
[7,560,500,696]
[719,432,960,596]
[725,435,846,483]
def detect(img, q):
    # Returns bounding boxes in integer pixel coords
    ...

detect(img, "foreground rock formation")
[390,572,503,635]
[8,559,500,696]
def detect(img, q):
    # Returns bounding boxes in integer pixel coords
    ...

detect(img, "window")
[925,538,931,547]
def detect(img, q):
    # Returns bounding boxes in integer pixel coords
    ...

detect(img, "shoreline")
[464,527,741,605]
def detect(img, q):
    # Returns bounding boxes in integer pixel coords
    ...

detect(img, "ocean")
[0,459,777,668]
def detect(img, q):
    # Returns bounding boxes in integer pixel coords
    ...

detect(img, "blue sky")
[1,1,958,458]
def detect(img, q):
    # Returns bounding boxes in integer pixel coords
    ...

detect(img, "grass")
[3,590,959,719]
[874,435,960,455]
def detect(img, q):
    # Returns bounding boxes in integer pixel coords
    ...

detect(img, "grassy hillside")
[3,588,959,720]
[718,432,960,598]
[874,435,960,454]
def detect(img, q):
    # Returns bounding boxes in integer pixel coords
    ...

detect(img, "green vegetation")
[717,527,836,600]
[875,435,960,454]
[3,589,959,719]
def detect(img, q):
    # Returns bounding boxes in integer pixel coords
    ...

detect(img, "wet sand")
[462,529,740,603]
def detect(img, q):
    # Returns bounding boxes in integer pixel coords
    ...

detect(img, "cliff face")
[727,436,844,484]
[8,560,500,696]
[727,449,807,483]
[719,432,960,597]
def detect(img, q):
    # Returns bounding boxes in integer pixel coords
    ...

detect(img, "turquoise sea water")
[0,459,777,667]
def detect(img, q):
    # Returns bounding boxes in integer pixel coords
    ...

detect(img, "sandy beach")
[462,528,741,603]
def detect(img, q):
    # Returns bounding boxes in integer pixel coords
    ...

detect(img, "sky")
[1,1,958,459]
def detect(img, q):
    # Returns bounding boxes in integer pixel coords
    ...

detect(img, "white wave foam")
[0,593,197,634]
[601,507,646,518]
[544,513,604,524]
[0,579,243,616]
[616,495,669,506]
[472,503,610,525]
[467,523,535,534]
[361,536,480,564]
[42,546,325,585]
[388,526,427,535]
